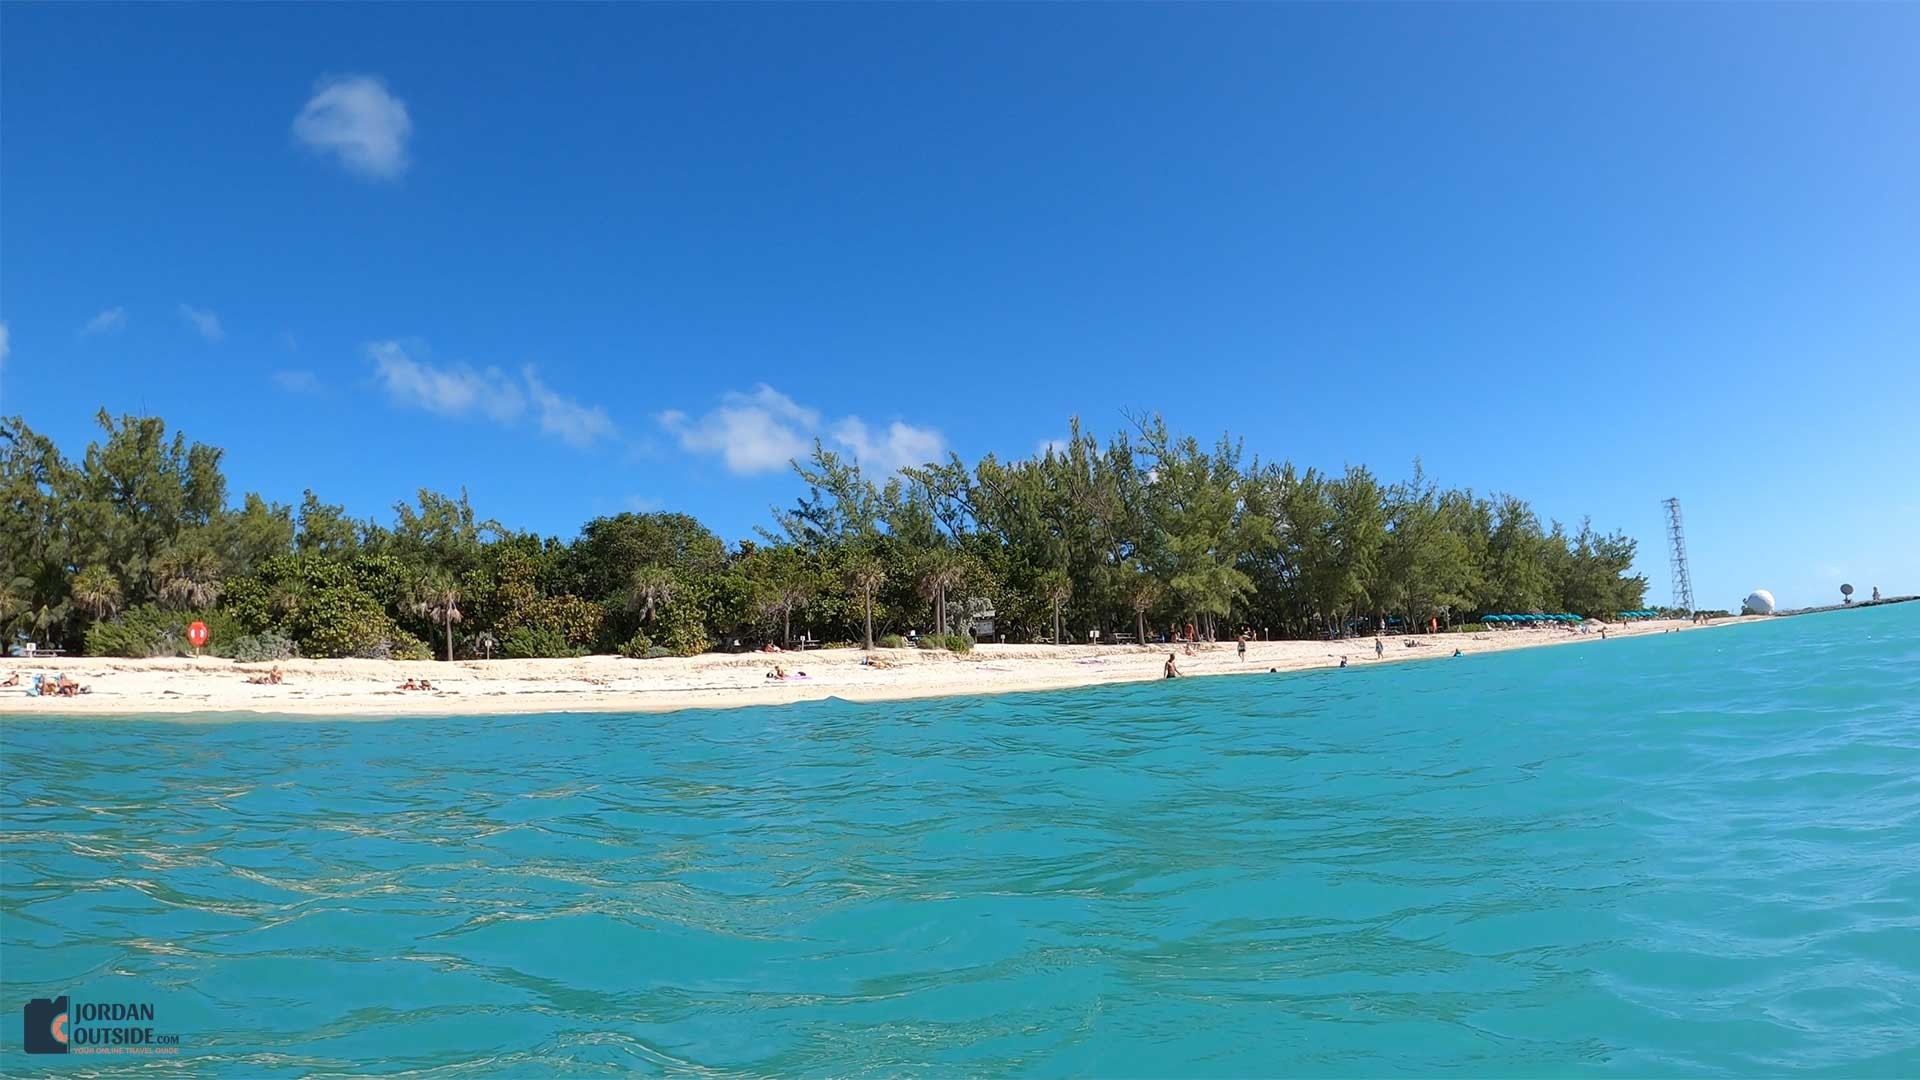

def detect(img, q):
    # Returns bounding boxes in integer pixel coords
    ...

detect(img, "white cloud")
[369,340,521,422]
[659,384,819,475]
[661,384,944,476]
[367,341,615,449]
[179,304,224,342]
[81,307,126,336]
[833,417,946,475]
[0,321,9,367]
[523,365,617,448]
[273,370,321,394]
[293,75,412,181]
[1037,437,1070,458]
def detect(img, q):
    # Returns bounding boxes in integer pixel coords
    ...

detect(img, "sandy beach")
[0,616,1754,718]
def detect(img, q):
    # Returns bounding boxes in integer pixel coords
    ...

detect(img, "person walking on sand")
[1375,636,1385,658]
[1164,653,1181,679]
[1237,632,1248,662]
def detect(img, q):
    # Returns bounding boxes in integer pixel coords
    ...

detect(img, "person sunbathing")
[418,679,434,691]
[766,665,787,680]
[1,672,18,687]
[397,678,420,690]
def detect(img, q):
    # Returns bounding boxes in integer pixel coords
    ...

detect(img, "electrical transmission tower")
[1663,497,1694,613]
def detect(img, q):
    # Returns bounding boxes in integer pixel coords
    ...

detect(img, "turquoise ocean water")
[3,606,1917,1075]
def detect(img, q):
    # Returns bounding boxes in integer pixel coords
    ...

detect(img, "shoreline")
[0,616,1762,719]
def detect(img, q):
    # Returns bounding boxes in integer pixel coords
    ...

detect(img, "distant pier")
[1777,595,1917,617]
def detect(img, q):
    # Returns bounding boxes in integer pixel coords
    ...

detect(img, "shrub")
[227,631,296,662]
[653,602,711,657]
[389,634,434,661]
[917,633,973,653]
[500,625,583,659]
[877,634,907,649]
[643,645,673,660]
[618,631,653,659]
[349,631,432,662]
[292,587,406,659]
[86,606,245,658]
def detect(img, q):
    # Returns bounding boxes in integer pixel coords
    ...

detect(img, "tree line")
[1,411,1648,660]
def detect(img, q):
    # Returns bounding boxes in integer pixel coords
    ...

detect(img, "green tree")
[845,551,887,651]
[415,577,464,662]
[71,566,123,621]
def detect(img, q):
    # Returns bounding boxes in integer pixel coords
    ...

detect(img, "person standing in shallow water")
[1164,653,1181,679]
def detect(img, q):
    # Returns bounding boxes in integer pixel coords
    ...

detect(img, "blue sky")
[2,3,1915,610]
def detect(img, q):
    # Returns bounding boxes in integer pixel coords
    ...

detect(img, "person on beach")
[1,672,17,687]
[1375,637,1385,658]
[1237,632,1248,662]
[1453,648,1463,657]
[1339,656,1349,668]
[1164,653,1181,679]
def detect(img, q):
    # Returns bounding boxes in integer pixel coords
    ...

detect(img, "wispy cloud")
[369,340,521,422]
[80,307,126,336]
[523,366,618,448]
[366,341,615,449]
[0,321,10,368]
[1037,436,1070,458]
[660,384,944,476]
[273,370,321,394]
[178,304,224,342]
[293,75,412,181]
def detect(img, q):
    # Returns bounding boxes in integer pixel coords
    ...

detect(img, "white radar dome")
[1742,590,1777,615]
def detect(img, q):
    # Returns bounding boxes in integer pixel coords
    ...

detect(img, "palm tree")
[153,549,223,610]
[845,556,887,651]
[626,566,676,624]
[917,553,965,637]
[0,575,25,630]
[415,579,463,662]
[71,566,123,621]
[269,576,310,621]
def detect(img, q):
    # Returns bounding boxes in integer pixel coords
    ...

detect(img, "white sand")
[0,617,1754,719]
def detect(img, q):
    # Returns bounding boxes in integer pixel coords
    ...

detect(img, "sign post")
[187,621,209,656]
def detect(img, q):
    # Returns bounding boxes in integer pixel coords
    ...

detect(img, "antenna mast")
[1663,497,1695,613]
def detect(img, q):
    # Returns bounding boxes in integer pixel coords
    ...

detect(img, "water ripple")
[3,606,1918,1075]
